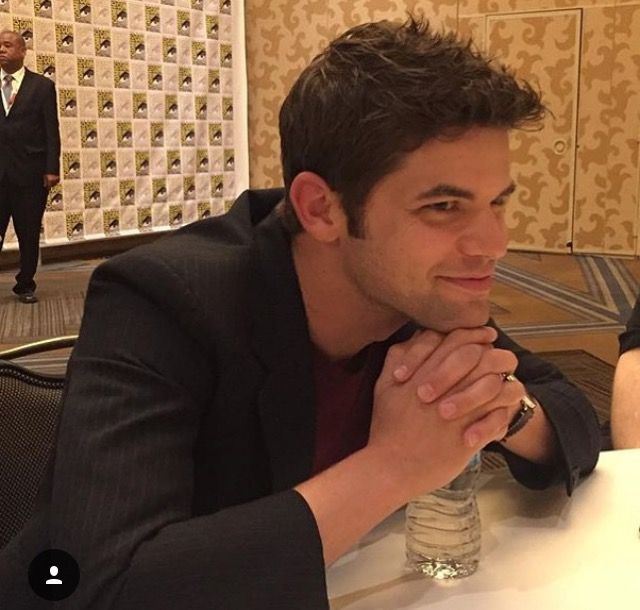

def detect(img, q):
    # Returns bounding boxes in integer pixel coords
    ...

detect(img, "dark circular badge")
[28,549,80,601]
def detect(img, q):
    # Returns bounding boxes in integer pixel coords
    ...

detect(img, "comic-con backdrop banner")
[1,0,247,245]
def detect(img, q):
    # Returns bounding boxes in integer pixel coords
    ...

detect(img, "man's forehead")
[0,32,23,44]
[366,129,512,202]
[418,128,509,165]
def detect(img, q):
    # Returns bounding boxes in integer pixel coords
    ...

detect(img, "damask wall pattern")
[486,10,580,252]
[245,0,456,192]
[246,0,640,255]
[1,0,244,247]
[573,4,640,254]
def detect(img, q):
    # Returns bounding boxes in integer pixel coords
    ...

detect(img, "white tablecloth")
[327,449,640,609]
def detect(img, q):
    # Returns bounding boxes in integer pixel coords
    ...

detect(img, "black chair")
[0,335,77,549]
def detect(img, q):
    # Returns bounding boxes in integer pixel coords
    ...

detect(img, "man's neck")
[2,64,23,76]
[292,234,407,361]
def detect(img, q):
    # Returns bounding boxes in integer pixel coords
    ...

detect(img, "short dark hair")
[279,16,545,236]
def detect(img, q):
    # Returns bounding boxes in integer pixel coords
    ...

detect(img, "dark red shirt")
[311,345,383,475]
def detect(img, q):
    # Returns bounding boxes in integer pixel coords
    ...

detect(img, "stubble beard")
[350,264,491,334]
[342,241,492,335]
[408,295,491,332]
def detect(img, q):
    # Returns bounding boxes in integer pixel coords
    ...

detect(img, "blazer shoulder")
[98,216,255,305]
[93,193,283,316]
[25,69,56,89]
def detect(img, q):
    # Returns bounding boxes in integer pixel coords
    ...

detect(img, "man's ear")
[288,171,345,243]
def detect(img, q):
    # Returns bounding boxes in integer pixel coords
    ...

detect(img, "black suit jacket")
[0,68,60,185]
[0,189,601,609]
[619,295,640,354]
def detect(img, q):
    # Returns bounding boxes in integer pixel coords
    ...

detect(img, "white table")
[327,449,640,609]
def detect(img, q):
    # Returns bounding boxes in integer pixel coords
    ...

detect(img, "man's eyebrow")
[417,181,516,201]
[497,182,517,199]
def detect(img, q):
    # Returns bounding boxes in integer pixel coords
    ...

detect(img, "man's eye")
[425,201,457,212]
[492,197,509,208]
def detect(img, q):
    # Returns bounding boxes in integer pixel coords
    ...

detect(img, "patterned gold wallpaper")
[245,0,456,191]
[486,10,580,252]
[246,0,640,255]
[573,4,640,254]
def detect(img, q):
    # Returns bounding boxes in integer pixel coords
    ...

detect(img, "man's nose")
[459,210,508,260]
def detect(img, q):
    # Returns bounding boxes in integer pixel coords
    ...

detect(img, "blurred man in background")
[0,30,60,304]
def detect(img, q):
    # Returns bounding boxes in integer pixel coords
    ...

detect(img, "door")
[486,10,581,253]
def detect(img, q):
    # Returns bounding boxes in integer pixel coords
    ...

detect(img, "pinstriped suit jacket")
[0,189,600,609]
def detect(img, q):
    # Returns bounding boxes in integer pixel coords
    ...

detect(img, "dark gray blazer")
[619,295,640,355]
[0,189,601,609]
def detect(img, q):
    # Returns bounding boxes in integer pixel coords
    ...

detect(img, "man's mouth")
[438,275,494,293]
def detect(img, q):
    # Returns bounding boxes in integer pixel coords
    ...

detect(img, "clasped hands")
[369,326,527,492]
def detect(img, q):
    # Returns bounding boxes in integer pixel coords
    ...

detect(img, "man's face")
[0,33,26,73]
[339,126,512,332]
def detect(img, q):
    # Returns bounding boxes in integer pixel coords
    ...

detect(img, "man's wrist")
[502,393,537,441]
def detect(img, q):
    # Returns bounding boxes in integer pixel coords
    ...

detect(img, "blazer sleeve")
[618,295,640,355]
[48,255,328,610]
[485,322,601,496]
[42,76,60,176]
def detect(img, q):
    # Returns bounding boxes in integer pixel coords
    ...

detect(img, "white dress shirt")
[1,65,25,114]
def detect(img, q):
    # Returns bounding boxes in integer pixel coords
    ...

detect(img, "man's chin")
[412,303,490,332]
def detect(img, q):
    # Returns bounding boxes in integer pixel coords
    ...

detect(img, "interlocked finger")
[390,326,497,386]
[416,326,498,372]
[436,371,524,420]
[463,406,512,448]
[392,329,444,381]
[416,347,518,403]
[415,343,490,403]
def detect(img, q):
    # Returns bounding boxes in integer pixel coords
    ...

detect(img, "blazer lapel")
[248,209,316,492]
[242,193,418,493]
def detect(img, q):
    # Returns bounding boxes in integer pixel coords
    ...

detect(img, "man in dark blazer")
[0,17,600,609]
[0,30,60,303]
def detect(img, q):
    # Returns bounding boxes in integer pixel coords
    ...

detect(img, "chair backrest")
[0,337,76,549]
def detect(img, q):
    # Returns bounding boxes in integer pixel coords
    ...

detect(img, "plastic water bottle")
[405,452,481,579]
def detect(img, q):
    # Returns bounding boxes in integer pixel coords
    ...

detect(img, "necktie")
[2,75,14,109]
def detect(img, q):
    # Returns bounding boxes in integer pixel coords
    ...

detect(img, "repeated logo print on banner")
[0,0,237,247]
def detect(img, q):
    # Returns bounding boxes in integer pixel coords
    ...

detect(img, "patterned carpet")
[0,292,85,341]
[491,251,640,340]
[0,259,93,344]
